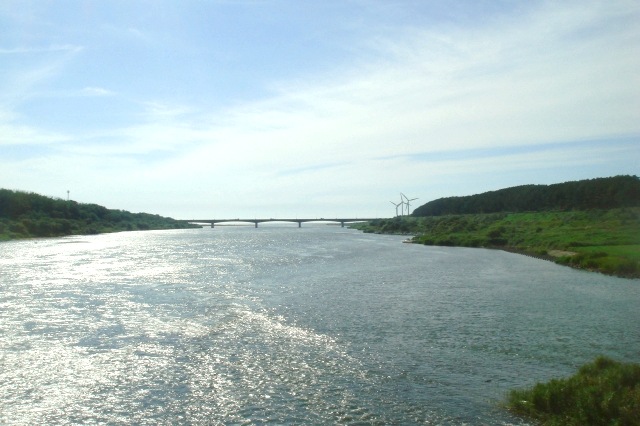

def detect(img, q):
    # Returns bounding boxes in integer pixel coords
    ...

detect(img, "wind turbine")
[390,200,403,217]
[401,193,418,216]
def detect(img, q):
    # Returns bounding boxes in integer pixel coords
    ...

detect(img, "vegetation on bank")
[506,356,640,425]
[353,176,640,277]
[413,175,640,216]
[0,189,198,240]
[351,208,640,278]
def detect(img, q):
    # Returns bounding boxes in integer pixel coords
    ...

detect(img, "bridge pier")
[211,223,215,228]
[340,221,345,227]
[297,221,302,228]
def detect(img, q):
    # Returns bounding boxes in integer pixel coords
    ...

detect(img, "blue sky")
[2,1,638,219]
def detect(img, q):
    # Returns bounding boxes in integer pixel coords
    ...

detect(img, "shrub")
[9,221,28,236]
[616,260,639,276]
[507,356,640,425]
[488,237,508,246]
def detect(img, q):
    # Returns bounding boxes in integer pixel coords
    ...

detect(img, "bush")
[616,260,639,276]
[507,356,640,425]
[9,221,28,236]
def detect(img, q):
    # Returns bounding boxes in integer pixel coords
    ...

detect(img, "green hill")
[412,175,640,216]
[0,189,198,240]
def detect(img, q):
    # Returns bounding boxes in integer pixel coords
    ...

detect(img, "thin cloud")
[1,45,85,107]
[0,122,70,146]
[0,1,638,218]
[276,162,348,177]
[0,44,83,54]
[81,86,114,97]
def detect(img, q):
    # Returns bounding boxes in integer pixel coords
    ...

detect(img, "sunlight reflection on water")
[1,228,638,424]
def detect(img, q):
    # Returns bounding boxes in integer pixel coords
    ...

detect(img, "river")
[1,225,638,425]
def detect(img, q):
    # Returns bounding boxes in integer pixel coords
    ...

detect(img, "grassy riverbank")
[351,208,640,278]
[0,189,198,240]
[506,356,640,425]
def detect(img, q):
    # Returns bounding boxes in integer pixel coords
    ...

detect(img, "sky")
[1,0,639,220]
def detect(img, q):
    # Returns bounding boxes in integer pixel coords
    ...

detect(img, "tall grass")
[507,357,640,425]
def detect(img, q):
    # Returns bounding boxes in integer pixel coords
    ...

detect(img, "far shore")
[350,210,640,279]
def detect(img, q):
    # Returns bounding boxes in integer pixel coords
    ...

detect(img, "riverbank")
[0,216,199,241]
[350,208,640,278]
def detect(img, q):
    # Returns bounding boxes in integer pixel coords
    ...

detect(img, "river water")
[1,225,638,425]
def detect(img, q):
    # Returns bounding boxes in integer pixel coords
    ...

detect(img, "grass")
[350,208,640,278]
[578,246,640,258]
[506,356,640,425]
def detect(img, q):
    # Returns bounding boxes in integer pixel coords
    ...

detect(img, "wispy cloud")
[0,121,70,146]
[1,1,638,217]
[1,44,84,108]
[100,24,157,46]
[0,44,83,54]
[81,86,114,97]
[0,106,70,146]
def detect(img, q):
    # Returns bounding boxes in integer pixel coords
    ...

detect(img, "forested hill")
[412,175,640,217]
[0,189,197,240]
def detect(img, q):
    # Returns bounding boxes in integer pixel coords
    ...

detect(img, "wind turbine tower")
[390,200,403,217]
[401,193,418,216]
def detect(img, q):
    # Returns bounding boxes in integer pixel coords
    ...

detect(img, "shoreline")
[396,232,637,279]
[350,210,640,279]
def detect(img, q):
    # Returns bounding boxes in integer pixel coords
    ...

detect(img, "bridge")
[188,218,378,228]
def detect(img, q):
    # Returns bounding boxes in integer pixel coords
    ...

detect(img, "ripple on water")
[1,228,637,425]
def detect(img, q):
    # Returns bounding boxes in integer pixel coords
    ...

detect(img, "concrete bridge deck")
[188,218,378,228]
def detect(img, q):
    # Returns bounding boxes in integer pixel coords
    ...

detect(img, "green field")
[351,208,640,278]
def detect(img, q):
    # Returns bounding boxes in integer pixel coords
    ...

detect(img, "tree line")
[0,189,196,240]
[412,175,640,216]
